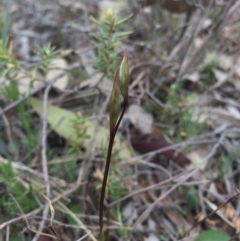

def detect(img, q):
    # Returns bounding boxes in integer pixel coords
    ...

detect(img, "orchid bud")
[109,68,120,134]
[119,51,129,103]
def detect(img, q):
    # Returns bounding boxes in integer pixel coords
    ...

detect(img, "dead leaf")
[125,104,153,135]
[226,106,240,120]
[144,233,159,241]
[15,72,42,94]
[187,148,208,171]
[201,19,212,30]
[131,135,191,167]
[213,69,227,84]
[218,54,233,71]
[46,58,68,91]
[185,72,200,83]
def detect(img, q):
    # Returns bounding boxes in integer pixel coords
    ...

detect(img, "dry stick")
[182,191,240,240]
[108,168,197,208]
[9,193,56,240]
[0,182,82,230]
[132,168,199,229]
[119,138,217,165]
[0,62,80,116]
[31,84,52,241]
[0,107,13,143]
[204,133,225,168]
[0,156,66,186]
[176,0,234,81]
[175,0,214,82]
[168,1,213,63]
[34,216,132,231]
[6,225,10,241]
[76,73,107,188]
[174,5,194,47]
[42,85,52,197]
[58,202,98,241]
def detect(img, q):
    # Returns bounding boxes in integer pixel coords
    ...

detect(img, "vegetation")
[0,1,240,241]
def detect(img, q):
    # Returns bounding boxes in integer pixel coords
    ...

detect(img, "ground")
[0,0,240,241]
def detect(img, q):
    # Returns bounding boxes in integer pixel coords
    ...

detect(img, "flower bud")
[109,68,120,134]
[119,51,129,103]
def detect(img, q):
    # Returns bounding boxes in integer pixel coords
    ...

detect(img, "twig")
[0,155,66,186]
[108,168,196,208]
[31,84,52,241]
[132,168,199,228]
[176,0,234,80]
[41,85,51,197]
[0,63,79,116]
[175,0,214,81]
[6,225,10,241]
[0,73,62,116]
[0,107,13,143]
[0,182,82,230]
[205,133,225,168]
[120,138,217,165]
[182,191,240,239]
[58,202,98,241]
[75,232,91,241]
[9,193,57,240]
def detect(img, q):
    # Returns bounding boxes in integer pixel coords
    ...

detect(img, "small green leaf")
[89,16,103,26]
[195,230,230,241]
[112,31,133,38]
[115,14,133,26]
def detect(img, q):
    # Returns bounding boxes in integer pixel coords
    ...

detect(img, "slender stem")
[99,133,115,233]
[114,100,127,135]
[99,100,128,236]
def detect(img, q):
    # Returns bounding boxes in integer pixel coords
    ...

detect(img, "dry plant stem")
[6,225,9,241]
[132,168,199,229]
[41,85,51,197]
[176,0,214,81]
[182,191,240,239]
[58,202,98,241]
[0,107,13,143]
[0,63,79,116]
[120,138,217,165]
[31,84,52,241]
[34,217,132,231]
[108,168,196,207]
[0,182,82,230]
[31,205,49,241]
[176,0,234,80]
[9,193,57,240]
